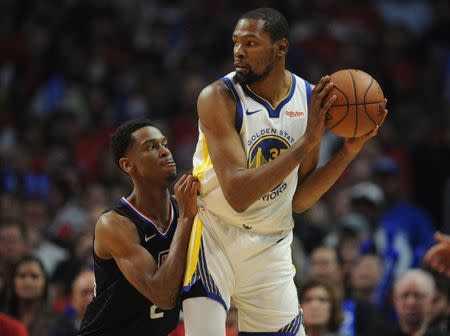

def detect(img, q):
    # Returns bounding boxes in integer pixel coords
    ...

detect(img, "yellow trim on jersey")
[245,74,293,110]
[183,215,203,286]
[192,131,212,182]
[251,134,290,149]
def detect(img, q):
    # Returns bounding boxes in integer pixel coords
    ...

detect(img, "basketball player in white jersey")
[182,8,387,335]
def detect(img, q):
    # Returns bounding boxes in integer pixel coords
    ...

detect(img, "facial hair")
[235,57,275,85]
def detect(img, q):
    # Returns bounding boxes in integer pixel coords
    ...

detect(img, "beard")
[235,62,274,85]
[167,171,177,183]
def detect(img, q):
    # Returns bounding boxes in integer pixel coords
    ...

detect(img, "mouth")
[233,61,249,70]
[161,160,176,167]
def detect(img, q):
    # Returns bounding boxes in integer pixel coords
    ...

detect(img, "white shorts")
[183,207,303,333]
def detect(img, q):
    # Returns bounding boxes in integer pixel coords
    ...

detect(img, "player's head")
[233,8,289,85]
[111,119,176,184]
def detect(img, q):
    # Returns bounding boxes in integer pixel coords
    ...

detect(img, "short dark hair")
[111,119,154,169]
[239,8,289,41]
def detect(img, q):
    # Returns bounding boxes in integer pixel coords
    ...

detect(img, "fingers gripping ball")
[325,69,386,138]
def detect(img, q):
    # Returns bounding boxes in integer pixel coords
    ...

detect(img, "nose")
[233,43,245,59]
[159,144,170,157]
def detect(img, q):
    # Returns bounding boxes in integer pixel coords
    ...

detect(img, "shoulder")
[95,211,140,248]
[197,79,237,127]
[198,79,235,105]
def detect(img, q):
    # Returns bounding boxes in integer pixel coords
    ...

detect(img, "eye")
[162,142,169,149]
[245,41,256,47]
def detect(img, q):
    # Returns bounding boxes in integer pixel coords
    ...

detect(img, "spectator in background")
[3,255,65,336]
[349,254,383,304]
[390,269,439,336]
[370,157,435,313]
[21,197,69,277]
[298,279,344,336]
[308,246,343,297]
[308,246,385,336]
[0,218,29,307]
[47,268,95,336]
[427,269,450,336]
[348,181,385,236]
[0,312,29,336]
[51,228,94,314]
[324,213,370,291]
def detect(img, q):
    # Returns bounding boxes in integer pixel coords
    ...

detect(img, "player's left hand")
[343,100,388,156]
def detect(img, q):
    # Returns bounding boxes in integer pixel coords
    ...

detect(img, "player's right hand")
[305,75,336,145]
[174,174,200,221]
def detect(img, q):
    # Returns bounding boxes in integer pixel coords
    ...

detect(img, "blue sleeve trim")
[222,77,243,133]
[304,79,312,110]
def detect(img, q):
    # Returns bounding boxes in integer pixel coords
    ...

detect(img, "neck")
[127,182,171,229]
[247,67,290,108]
[400,321,428,336]
[306,325,327,336]
[18,300,40,326]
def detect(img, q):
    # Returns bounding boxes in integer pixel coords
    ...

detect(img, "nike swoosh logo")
[245,108,262,115]
[145,234,156,242]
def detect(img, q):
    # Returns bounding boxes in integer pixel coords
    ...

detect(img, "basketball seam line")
[330,101,384,107]
[326,84,349,129]
[349,70,358,137]
[363,78,377,126]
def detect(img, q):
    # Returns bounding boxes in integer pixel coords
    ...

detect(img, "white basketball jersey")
[193,71,312,235]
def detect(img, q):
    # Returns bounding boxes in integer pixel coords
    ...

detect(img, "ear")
[119,157,133,174]
[277,38,289,56]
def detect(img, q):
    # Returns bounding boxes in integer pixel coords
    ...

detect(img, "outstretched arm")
[292,106,387,213]
[94,174,199,309]
[199,76,335,212]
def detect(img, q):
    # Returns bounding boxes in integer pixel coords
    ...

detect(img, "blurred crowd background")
[0,0,449,335]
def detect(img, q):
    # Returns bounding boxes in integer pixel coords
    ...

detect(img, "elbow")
[146,282,178,310]
[153,297,176,310]
[224,192,250,213]
[293,206,308,214]
[232,204,248,213]
[292,202,313,214]
[148,290,177,310]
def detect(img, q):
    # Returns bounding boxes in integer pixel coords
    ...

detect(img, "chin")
[167,172,177,182]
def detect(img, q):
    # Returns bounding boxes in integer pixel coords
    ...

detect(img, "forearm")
[150,215,193,309]
[292,147,356,213]
[224,137,316,212]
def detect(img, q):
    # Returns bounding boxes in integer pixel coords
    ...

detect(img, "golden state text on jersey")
[193,71,312,235]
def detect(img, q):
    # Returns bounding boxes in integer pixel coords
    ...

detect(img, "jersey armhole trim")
[304,79,312,110]
[221,77,243,133]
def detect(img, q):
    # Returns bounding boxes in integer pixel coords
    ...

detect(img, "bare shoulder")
[198,80,236,130]
[198,79,233,103]
[95,211,140,258]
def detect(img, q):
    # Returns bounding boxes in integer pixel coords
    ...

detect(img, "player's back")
[78,197,180,336]
[193,71,312,235]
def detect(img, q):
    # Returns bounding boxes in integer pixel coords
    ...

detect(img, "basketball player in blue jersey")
[182,8,388,336]
[78,119,199,336]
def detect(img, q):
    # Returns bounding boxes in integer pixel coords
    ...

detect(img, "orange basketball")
[325,69,386,138]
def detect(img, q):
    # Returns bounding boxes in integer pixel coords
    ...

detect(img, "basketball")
[325,69,386,138]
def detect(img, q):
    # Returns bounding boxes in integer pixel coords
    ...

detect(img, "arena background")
[0,0,449,335]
